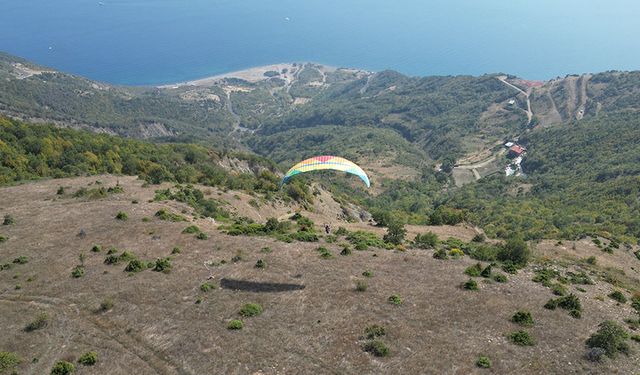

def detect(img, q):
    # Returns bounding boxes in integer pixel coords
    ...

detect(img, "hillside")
[1,175,639,374]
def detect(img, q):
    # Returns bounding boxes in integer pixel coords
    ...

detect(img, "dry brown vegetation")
[0,176,638,374]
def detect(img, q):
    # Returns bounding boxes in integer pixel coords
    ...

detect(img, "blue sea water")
[1,0,639,85]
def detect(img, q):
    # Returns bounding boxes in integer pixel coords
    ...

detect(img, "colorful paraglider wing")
[282,156,370,187]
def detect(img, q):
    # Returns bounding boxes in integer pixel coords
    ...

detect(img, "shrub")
[50,360,76,375]
[255,259,266,269]
[196,232,208,240]
[13,256,28,264]
[472,233,486,243]
[200,281,216,292]
[153,258,172,273]
[414,232,438,249]
[464,263,483,277]
[609,290,627,304]
[0,351,20,373]
[293,231,318,242]
[511,310,534,327]
[585,256,597,265]
[480,265,492,278]
[509,330,535,346]
[383,218,406,245]
[501,261,518,274]
[498,237,530,267]
[632,295,640,313]
[124,259,145,273]
[586,321,630,358]
[463,279,479,291]
[57,186,65,195]
[335,227,349,236]
[363,340,389,357]
[90,245,101,253]
[239,303,263,317]
[260,247,272,253]
[115,211,128,221]
[171,247,181,254]
[340,245,352,256]
[388,294,402,305]
[551,284,567,296]
[567,271,594,285]
[476,356,491,368]
[0,235,6,243]
[532,268,558,284]
[493,273,508,283]
[25,312,49,332]
[77,351,97,366]
[362,270,373,278]
[355,281,368,292]
[103,255,120,265]
[449,248,465,259]
[317,247,332,259]
[71,266,85,278]
[154,209,186,222]
[182,225,201,234]
[227,320,244,330]
[99,298,113,312]
[433,249,448,260]
[364,325,386,339]
[2,214,14,225]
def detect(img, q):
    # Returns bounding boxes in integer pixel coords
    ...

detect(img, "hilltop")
[1,175,639,374]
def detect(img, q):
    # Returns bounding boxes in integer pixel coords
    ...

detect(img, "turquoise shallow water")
[1,0,639,85]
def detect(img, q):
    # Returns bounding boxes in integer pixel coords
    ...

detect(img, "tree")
[498,237,530,266]
[383,217,406,245]
[586,321,630,359]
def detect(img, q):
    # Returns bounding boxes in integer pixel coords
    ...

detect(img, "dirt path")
[359,74,373,94]
[497,76,533,125]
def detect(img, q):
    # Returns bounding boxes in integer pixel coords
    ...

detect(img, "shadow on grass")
[220,278,305,293]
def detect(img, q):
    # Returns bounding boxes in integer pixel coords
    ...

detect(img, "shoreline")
[156,62,367,89]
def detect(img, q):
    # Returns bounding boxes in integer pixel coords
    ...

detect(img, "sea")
[1,0,639,85]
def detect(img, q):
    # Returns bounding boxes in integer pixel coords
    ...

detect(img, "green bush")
[509,330,535,346]
[154,209,186,222]
[472,233,486,243]
[103,255,120,265]
[383,218,406,245]
[239,303,263,317]
[433,249,448,260]
[0,351,20,373]
[501,261,518,274]
[340,245,352,256]
[13,256,28,264]
[200,281,216,292]
[124,259,146,273]
[71,266,85,278]
[292,231,318,242]
[585,256,597,265]
[77,351,97,366]
[2,214,14,225]
[227,320,244,330]
[551,283,567,296]
[0,235,7,243]
[355,280,368,292]
[317,247,332,259]
[609,290,627,304]
[493,273,508,283]
[388,294,402,305]
[171,247,181,254]
[464,263,483,277]
[99,298,113,312]
[362,270,373,278]
[25,312,49,332]
[463,279,479,291]
[90,245,101,253]
[255,259,266,269]
[363,340,389,357]
[511,310,534,327]
[586,321,630,358]
[182,225,201,234]
[476,355,491,368]
[364,325,386,339]
[480,264,492,278]
[50,360,76,375]
[414,232,438,249]
[153,258,172,273]
[498,238,530,267]
[196,232,208,240]
[545,294,582,318]
[115,211,128,221]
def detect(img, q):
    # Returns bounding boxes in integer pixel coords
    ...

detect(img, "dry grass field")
[1,176,639,374]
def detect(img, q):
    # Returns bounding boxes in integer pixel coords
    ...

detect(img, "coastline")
[156,62,359,89]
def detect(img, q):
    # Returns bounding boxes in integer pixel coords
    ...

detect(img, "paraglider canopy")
[282,156,370,187]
